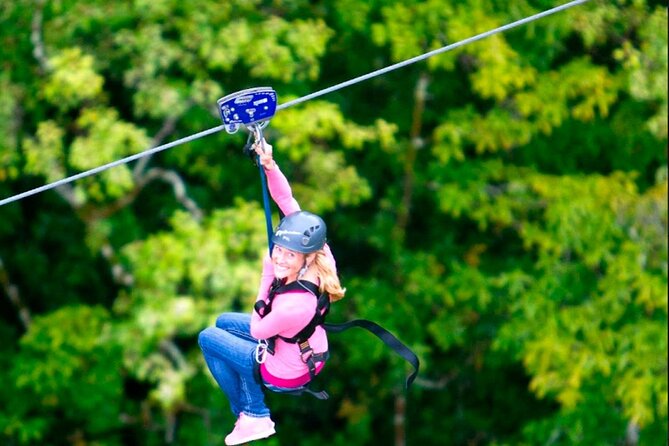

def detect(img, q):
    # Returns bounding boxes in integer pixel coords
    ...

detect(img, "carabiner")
[247,120,268,145]
[255,339,269,364]
[242,122,268,162]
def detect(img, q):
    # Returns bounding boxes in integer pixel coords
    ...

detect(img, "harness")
[253,277,420,400]
[254,278,330,380]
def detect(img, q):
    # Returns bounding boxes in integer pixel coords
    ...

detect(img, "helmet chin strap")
[298,260,308,278]
[300,252,318,277]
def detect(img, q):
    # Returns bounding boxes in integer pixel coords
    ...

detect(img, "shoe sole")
[225,428,276,445]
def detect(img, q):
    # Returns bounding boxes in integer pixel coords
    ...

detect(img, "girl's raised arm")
[254,139,300,216]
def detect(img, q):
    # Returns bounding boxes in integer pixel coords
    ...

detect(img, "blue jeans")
[198,312,270,417]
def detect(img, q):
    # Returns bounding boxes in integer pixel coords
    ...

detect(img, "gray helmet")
[272,211,327,253]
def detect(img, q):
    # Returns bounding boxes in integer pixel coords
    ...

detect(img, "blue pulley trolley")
[217,87,277,135]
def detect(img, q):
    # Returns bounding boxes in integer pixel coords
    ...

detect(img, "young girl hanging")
[198,137,345,445]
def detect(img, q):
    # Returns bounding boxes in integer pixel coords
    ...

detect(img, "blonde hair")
[311,250,346,302]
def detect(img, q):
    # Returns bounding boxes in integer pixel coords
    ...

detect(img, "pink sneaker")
[225,413,276,445]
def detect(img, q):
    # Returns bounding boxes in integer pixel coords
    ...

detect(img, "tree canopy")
[0,1,666,445]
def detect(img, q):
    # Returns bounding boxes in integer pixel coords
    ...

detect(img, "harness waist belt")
[260,362,325,388]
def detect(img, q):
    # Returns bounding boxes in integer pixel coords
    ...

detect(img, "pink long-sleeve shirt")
[250,164,336,386]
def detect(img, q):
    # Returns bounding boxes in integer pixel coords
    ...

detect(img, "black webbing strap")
[254,357,330,400]
[324,319,419,389]
[268,384,329,400]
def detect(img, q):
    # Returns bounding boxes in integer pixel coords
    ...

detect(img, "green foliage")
[42,47,105,110]
[0,0,666,445]
[614,6,668,138]
[0,75,20,182]
[116,202,267,413]
[4,306,123,443]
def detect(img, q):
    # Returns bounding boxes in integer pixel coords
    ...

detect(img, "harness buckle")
[299,341,313,363]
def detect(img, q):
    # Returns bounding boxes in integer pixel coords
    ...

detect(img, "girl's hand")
[254,138,276,170]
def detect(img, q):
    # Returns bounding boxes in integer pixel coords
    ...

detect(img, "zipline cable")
[0,0,589,208]
[0,125,227,207]
[276,0,589,112]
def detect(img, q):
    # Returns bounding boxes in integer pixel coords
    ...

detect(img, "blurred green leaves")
[10,306,123,440]
[0,1,666,445]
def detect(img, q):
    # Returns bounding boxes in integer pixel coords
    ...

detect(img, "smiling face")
[271,245,306,282]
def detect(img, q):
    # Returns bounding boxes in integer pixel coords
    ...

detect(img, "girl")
[198,138,345,445]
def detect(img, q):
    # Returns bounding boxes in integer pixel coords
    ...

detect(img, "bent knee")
[215,312,248,329]
[215,313,234,328]
[198,327,217,351]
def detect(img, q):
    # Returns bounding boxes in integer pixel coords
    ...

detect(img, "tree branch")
[159,338,189,370]
[142,167,203,221]
[413,374,454,390]
[100,242,134,286]
[31,0,51,73]
[165,411,177,444]
[393,392,406,446]
[30,1,85,208]
[395,72,429,242]
[55,183,83,207]
[134,112,186,178]
[625,420,639,446]
[0,256,32,330]
[84,166,202,222]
